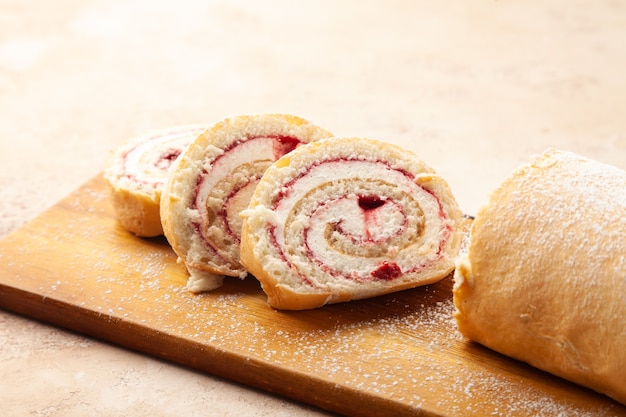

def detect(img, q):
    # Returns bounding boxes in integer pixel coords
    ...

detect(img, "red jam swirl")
[270,158,451,284]
[191,135,303,257]
[155,148,182,169]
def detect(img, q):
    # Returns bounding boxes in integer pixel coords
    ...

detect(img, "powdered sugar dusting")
[1,175,623,416]
[496,149,626,283]
[460,149,626,414]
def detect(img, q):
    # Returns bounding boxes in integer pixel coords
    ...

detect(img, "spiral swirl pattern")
[160,114,333,292]
[241,138,462,310]
[104,125,206,237]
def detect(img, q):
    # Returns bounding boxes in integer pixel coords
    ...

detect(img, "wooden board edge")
[0,278,442,417]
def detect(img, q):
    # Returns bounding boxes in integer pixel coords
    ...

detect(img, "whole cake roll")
[240,137,463,310]
[453,149,626,405]
[160,114,333,292]
[103,125,205,237]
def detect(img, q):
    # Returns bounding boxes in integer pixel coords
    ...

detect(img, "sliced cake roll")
[240,137,463,310]
[160,114,333,292]
[104,125,205,237]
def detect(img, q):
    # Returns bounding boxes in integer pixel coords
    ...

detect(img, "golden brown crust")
[453,148,626,405]
[104,181,163,237]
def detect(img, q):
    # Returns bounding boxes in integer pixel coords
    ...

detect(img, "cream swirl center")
[270,159,448,284]
[193,136,301,264]
[122,127,203,187]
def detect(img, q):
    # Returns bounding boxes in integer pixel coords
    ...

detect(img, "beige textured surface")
[1,0,626,415]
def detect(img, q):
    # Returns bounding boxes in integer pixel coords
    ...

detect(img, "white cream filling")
[304,196,404,273]
[121,127,203,189]
[194,137,277,214]
[271,160,446,283]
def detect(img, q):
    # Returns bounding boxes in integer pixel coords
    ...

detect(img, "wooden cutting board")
[0,175,623,417]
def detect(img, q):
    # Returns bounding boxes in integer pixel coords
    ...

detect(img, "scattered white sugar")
[3,176,620,417]
[486,149,626,287]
